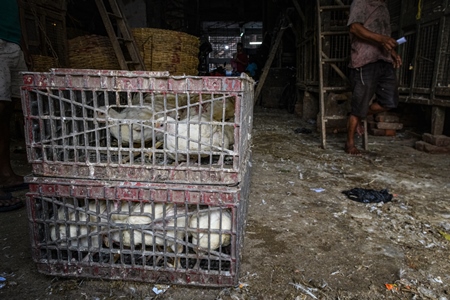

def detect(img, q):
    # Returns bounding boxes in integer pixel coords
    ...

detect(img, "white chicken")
[96,106,161,146]
[108,202,188,268]
[147,203,188,268]
[183,94,235,122]
[222,122,235,147]
[189,208,232,269]
[129,92,235,123]
[155,114,231,163]
[105,201,137,247]
[50,200,107,249]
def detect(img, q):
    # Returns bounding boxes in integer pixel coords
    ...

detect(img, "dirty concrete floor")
[1,107,450,299]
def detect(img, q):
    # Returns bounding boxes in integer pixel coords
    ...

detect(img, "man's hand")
[379,36,398,52]
[391,50,402,68]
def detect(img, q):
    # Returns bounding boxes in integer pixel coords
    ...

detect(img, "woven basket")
[31,55,59,72]
[131,28,199,75]
[68,35,120,70]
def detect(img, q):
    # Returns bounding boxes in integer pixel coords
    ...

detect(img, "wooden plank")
[254,26,287,105]
[363,119,368,150]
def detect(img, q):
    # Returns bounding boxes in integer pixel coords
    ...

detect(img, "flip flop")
[0,192,24,212]
[1,182,29,193]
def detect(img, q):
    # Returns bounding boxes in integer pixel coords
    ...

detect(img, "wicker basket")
[131,28,199,75]
[31,55,59,72]
[68,35,120,70]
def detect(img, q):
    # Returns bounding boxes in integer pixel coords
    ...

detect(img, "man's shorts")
[349,60,399,119]
[0,39,27,101]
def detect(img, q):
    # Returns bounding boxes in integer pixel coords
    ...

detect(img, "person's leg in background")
[0,40,27,211]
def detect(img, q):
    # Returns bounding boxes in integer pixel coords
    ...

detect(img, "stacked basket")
[68,35,121,70]
[31,55,59,72]
[21,68,254,287]
[131,28,199,75]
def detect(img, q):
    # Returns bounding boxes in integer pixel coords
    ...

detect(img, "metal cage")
[25,163,251,287]
[21,69,254,185]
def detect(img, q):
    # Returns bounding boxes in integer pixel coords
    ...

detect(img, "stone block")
[377,122,403,130]
[369,128,396,136]
[370,128,386,136]
[422,133,450,147]
[367,120,377,130]
[415,141,450,154]
[385,129,396,136]
[375,114,400,123]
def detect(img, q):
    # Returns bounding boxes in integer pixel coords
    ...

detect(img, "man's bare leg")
[345,114,362,155]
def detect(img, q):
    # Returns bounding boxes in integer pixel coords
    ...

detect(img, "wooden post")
[431,106,445,135]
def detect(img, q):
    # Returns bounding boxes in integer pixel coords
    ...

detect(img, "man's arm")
[349,22,402,68]
[349,23,398,52]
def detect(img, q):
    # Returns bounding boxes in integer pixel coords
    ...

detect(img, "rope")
[416,0,423,20]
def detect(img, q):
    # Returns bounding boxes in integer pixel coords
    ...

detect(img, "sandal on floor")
[0,192,24,212]
[0,182,29,193]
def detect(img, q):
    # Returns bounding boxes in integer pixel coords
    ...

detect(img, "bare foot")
[345,143,362,155]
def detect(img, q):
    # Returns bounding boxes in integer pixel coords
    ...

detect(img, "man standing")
[0,0,29,211]
[345,0,402,155]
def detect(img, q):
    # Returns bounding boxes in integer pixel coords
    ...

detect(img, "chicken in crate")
[20,68,254,185]
[25,172,251,287]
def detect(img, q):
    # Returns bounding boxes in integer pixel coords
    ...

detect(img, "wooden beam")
[291,0,306,23]
[254,26,288,105]
[321,52,350,85]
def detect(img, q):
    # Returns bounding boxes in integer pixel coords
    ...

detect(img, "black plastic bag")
[342,188,393,203]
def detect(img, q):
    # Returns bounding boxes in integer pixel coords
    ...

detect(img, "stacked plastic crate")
[21,68,254,286]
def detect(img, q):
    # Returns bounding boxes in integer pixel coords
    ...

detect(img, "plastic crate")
[25,163,251,287]
[21,68,254,185]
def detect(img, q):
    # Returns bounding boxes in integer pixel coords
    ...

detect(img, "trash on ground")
[438,230,450,241]
[342,188,393,203]
[152,284,170,295]
[289,282,318,299]
[385,283,398,291]
[0,277,6,289]
[294,127,312,134]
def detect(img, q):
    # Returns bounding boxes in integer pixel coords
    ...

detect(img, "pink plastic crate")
[21,68,254,185]
[25,168,251,287]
